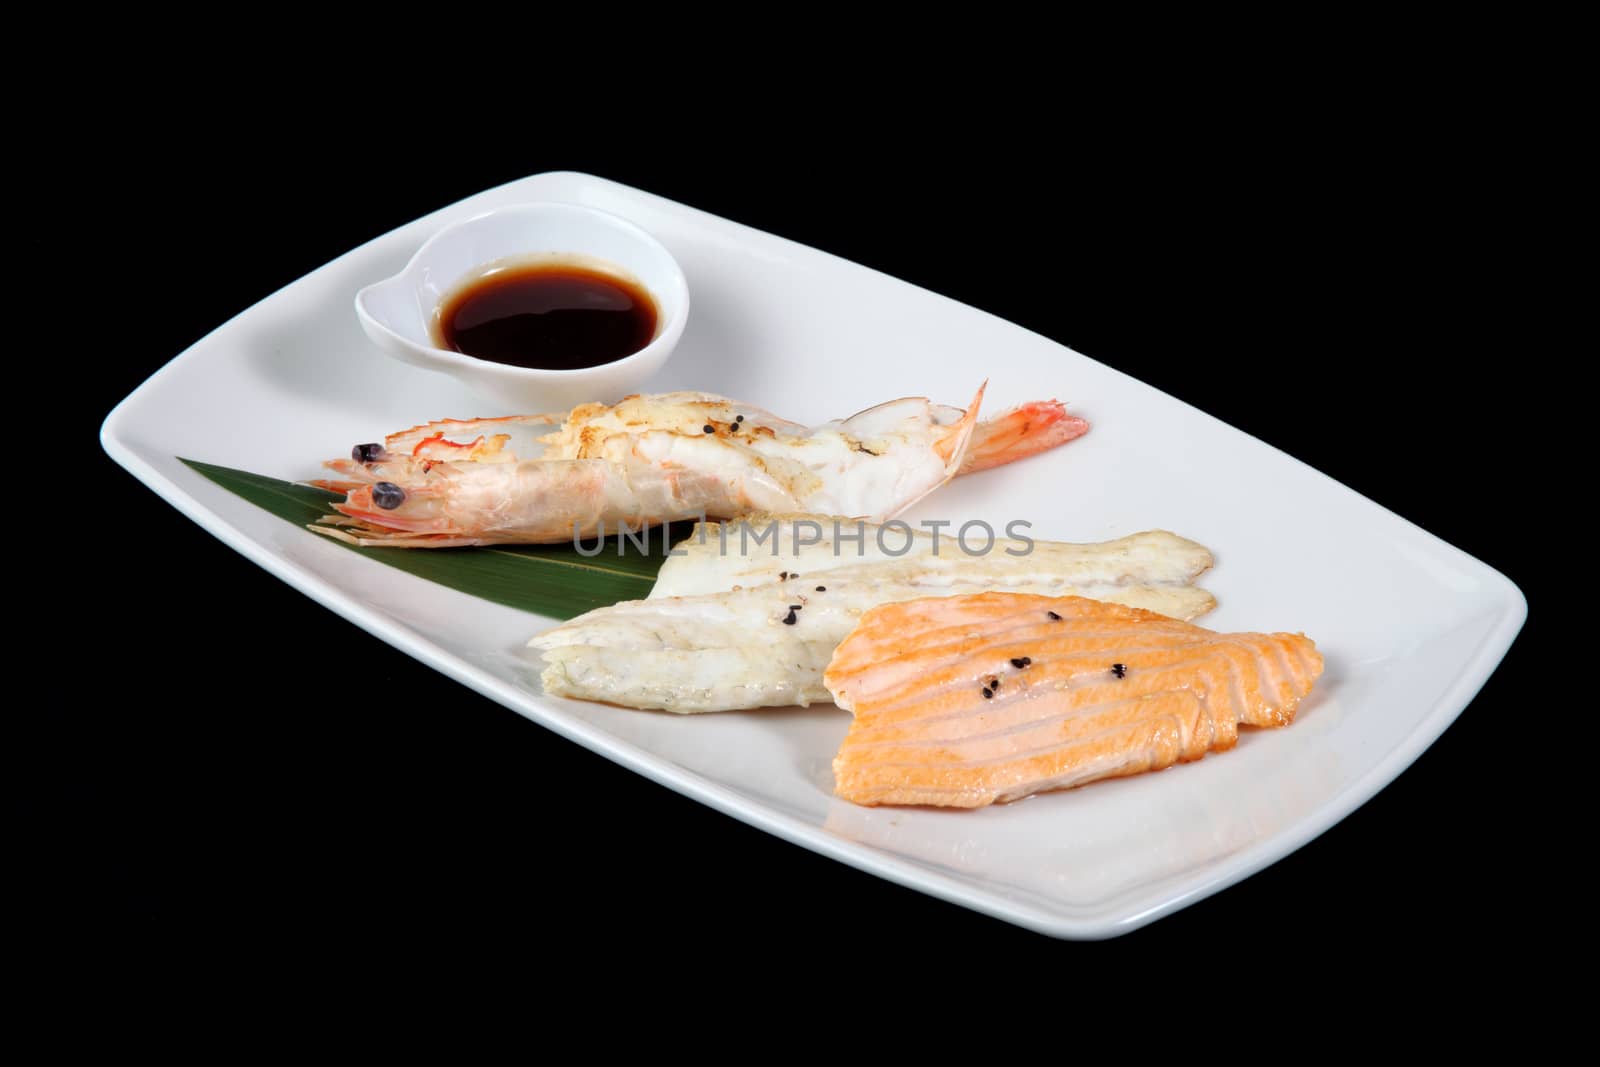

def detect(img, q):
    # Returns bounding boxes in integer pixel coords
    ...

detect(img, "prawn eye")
[372,482,407,509]
[352,443,389,463]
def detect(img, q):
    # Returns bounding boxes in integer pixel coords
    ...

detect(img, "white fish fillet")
[530,518,1216,713]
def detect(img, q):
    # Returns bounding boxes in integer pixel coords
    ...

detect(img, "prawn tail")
[959,400,1089,475]
[932,381,988,473]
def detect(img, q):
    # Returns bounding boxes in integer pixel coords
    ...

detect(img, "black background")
[38,96,1548,965]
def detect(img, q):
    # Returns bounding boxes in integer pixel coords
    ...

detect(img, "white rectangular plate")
[101,171,1526,938]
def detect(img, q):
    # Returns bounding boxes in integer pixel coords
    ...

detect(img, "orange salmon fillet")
[824,593,1323,808]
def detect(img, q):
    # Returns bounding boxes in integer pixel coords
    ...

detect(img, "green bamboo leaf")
[181,458,680,618]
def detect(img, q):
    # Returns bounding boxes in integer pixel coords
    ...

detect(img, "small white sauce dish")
[355,202,689,411]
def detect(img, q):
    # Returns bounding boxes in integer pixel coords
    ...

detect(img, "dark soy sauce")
[436,262,658,369]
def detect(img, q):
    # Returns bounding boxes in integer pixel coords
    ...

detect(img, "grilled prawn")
[310,387,1087,547]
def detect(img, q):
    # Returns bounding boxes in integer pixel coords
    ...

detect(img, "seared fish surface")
[530,519,1216,713]
[825,593,1323,807]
